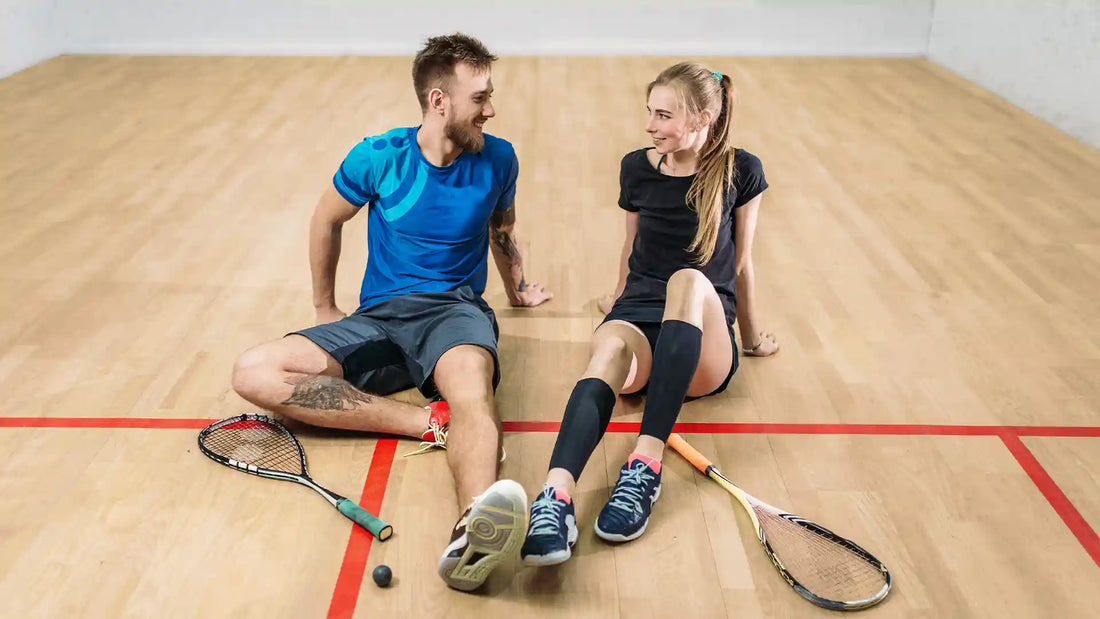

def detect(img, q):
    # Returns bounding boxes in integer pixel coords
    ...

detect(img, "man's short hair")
[412,33,498,112]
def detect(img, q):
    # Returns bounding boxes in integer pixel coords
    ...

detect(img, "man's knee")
[231,345,278,401]
[434,345,495,396]
[437,345,494,378]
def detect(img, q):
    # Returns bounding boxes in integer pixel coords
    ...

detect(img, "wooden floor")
[0,55,1098,618]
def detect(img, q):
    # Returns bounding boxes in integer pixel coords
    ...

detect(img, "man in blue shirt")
[231,33,551,592]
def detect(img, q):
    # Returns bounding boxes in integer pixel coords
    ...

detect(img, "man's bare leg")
[231,334,428,437]
[432,344,527,592]
[432,344,501,509]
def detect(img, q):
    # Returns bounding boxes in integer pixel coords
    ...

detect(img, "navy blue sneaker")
[521,485,579,566]
[594,458,662,542]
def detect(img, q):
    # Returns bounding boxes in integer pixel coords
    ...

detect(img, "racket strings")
[200,419,305,475]
[755,507,886,603]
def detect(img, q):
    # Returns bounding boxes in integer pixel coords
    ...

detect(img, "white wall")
[929,0,1100,148]
[10,1,1096,150]
[1,0,59,78]
[53,0,933,56]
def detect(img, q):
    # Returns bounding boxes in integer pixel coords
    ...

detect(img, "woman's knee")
[665,269,717,323]
[667,268,712,299]
[586,336,633,374]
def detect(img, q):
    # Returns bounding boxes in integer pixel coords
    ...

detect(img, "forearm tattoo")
[490,206,526,292]
[490,228,523,265]
[280,375,373,410]
[491,229,525,292]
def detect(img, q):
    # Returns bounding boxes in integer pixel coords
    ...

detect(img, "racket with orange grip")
[667,433,890,611]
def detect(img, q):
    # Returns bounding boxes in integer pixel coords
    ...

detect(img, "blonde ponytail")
[648,63,737,264]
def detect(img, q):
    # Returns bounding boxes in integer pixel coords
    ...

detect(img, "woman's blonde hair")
[647,62,736,264]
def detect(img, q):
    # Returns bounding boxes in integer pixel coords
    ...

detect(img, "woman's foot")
[594,456,662,543]
[521,485,579,566]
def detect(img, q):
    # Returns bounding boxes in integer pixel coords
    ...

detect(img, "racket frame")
[669,433,891,611]
[197,414,392,541]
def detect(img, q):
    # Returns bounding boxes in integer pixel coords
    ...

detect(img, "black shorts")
[602,305,738,398]
[290,287,499,399]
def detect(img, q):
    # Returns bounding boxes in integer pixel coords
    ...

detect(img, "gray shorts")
[290,286,500,399]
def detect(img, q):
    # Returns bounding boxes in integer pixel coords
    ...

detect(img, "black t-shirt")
[612,147,768,324]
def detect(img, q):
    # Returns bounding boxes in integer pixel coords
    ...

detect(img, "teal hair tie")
[711,70,723,82]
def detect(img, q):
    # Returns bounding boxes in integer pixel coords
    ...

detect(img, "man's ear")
[428,87,447,115]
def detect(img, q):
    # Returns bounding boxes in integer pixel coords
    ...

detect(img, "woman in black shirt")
[521,62,770,566]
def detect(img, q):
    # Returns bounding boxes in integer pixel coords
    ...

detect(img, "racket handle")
[668,433,713,473]
[336,499,394,541]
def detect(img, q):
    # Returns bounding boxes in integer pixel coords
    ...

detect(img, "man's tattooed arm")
[489,206,527,302]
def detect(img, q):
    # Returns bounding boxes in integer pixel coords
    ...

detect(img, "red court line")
[2,415,1097,603]
[503,420,1100,437]
[328,438,397,619]
[998,431,1100,568]
[2,417,1099,438]
[667,422,999,435]
[0,417,214,429]
[1009,426,1100,438]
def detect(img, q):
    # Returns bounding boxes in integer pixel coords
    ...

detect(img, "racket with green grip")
[198,414,392,541]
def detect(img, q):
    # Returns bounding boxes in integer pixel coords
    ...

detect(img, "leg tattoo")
[280,375,374,410]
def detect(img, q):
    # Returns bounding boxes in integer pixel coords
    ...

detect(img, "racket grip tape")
[336,499,393,541]
[668,433,713,473]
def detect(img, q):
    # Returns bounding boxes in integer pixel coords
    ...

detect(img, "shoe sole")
[594,519,648,542]
[522,521,579,567]
[438,479,529,591]
[593,485,661,543]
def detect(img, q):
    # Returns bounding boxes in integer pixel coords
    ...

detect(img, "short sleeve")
[496,151,519,211]
[618,154,639,212]
[732,150,768,208]
[332,140,379,207]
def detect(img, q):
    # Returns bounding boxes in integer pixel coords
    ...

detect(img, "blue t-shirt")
[332,127,518,309]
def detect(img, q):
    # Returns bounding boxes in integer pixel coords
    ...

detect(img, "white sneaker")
[437,479,529,591]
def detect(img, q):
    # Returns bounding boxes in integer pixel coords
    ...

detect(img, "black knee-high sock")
[548,378,617,480]
[639,320,702,442]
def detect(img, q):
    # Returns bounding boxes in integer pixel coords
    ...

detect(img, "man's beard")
[444,117,485,153]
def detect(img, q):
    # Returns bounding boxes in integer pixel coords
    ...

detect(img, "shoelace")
[528,489,565,536]
[403,418,448,457]
[402,418,508,462]
[606,465,654,515]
